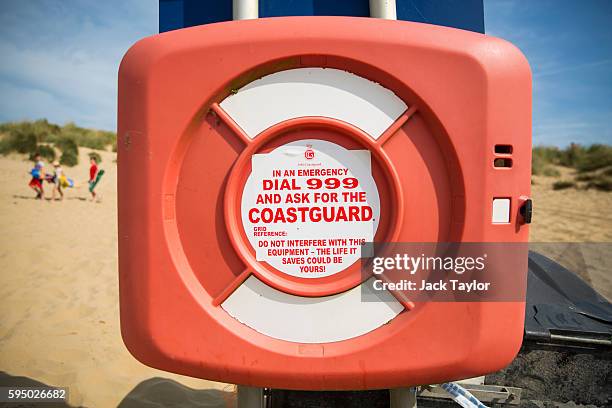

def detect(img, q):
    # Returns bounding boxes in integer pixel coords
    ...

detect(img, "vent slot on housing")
[495,144,513,154]
[494,158,512,168]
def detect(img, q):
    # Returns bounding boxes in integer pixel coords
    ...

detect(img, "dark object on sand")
[486,251,612,407]
[523,251,611,351]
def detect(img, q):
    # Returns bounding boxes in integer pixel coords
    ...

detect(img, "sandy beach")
[531,169,612,299]
[0,151,610,407]
[0,149,234,407]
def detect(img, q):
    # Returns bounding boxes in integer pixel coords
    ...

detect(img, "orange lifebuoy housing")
[118,17,531,389]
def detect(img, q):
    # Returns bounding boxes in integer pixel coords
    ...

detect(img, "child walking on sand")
[28,154,45,200]
[88,156,104,201]
[51,161,64,201]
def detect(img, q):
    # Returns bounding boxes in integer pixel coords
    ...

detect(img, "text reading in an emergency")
[241,140,380,278]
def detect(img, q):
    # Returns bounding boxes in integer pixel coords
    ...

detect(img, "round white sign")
[241,139,380,278]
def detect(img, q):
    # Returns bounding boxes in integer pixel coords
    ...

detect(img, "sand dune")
[531,168,612,242]
[0,152,609,407]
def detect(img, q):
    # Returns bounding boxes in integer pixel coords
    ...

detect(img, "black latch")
[520,199,533,224]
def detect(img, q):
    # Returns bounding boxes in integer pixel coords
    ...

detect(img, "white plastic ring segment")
[219,68,407,139]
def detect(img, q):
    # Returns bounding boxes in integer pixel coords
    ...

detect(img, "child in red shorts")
[28,154,45,200]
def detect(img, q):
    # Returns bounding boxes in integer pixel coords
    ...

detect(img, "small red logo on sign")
[305,146,315,160]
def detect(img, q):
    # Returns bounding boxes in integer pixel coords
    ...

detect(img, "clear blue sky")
[0,0,610,146]
[485,0,612,146]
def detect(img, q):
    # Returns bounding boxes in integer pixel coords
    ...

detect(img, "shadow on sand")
[12,194,49,201]
[0,371,73,407]
[117,378,235,407]
[12,195,88,202]
[0,372,235,407]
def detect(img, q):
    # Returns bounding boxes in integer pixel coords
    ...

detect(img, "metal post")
[390,387,417,408]
[369,0,397,20]
[233,0,259,20]
[237,385,264,408]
